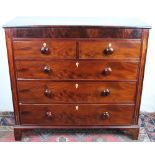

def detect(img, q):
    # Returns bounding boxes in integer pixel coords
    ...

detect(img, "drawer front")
[17,81,136,103]
[20,104,134,125]
[13,40,76,59]
[16,61,138,80]
[79,40,141,59]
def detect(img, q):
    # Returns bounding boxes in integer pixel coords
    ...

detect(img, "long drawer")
[20,104,134,125]
[15,60,139,80]
[17,81,136,103]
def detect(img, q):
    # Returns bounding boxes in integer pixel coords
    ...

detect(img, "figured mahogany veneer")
[19,104,135,125]
[15,60,139,80]
[13,39,141,60]
[4,17,150,141]
[79,40,141,59]
[12,27,142,39]
[17,81,136,103]
[13,40,76,59]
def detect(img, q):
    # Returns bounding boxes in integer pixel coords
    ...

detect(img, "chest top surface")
[3,17,151,28]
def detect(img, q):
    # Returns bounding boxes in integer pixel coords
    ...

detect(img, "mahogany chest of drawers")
[3,17,151,140]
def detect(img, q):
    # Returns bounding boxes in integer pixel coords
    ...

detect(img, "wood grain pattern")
[134,29,149,124]
[19,104,135,125]
[12,28,142,39]
[15,60,139,80]
[17,81,136,103]
[124,128,139,140]
[13,40,76,59]
[79,40,141,59]
[4,29,20,124]
[14,128,22,141]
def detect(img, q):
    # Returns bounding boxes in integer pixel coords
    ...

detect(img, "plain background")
[0,0,155,112]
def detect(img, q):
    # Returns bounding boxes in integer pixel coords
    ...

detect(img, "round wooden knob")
[44,89,52,97]
[41,47,49,54]
[41,43,49,54]
[101,89,110,96]
[104,43,114,55]
[46,111,52,118]
[103,67,112,75]
[102,112,109,119]
[43,66,51,74]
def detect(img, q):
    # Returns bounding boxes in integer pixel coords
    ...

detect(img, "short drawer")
[17,81,136,104]
[20,104,135,125]
[16,60,139,80]
[13,40,76,59]
[79,40,141,59]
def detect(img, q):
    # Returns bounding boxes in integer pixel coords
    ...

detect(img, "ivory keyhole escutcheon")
[75,105,79,111]
[76,61,79,68]
[75,83,79,89]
